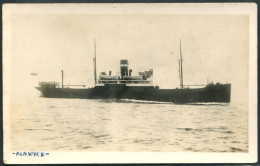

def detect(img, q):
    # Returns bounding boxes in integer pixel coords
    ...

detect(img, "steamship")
[36,41,231,103]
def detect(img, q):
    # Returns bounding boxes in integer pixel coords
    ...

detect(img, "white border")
[3,3,257,164]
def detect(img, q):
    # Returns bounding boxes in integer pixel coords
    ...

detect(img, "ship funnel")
[109,71,112,76]
[120,60,129,77]
[129,69,132,76]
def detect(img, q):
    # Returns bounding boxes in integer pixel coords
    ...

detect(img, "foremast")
[179,40,184,89]
[93,38,97,84]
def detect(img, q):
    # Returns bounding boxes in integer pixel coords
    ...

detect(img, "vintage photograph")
[3,3,257,164]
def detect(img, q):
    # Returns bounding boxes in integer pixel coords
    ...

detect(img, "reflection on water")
[10,95,248,152]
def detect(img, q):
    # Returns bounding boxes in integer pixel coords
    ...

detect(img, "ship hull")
[36,84,231,103]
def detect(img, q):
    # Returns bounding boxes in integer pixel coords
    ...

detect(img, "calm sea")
[10,92,248,152]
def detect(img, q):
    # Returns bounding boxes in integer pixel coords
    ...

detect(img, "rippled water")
[10,94,248,152]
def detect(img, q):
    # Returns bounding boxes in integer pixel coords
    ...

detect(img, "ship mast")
[61,70,64,88]
[179,40,184,89]
[93,38,97,84]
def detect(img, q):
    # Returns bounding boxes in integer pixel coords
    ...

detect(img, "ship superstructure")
[96,60,153,87]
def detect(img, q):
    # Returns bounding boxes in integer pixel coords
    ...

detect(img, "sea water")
[9,92,248,152]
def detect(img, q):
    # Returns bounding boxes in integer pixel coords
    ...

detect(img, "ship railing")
[98,80,153,84]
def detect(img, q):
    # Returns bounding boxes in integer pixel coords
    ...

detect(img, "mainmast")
[93,38,97,84]
[179,40,184,89]
[61,70,64,88]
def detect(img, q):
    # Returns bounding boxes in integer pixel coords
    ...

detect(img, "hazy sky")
[8,13,249,101]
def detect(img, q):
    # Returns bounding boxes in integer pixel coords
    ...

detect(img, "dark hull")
[36,84,231,103]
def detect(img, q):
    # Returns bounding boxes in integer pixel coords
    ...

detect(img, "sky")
[8,13,249,101]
